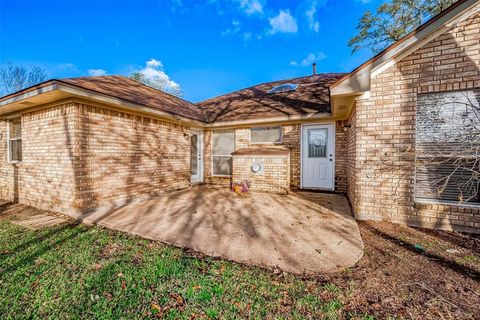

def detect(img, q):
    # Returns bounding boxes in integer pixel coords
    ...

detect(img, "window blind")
[415,90,480,205]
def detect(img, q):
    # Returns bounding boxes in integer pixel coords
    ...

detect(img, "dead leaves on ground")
[151,293,185,317]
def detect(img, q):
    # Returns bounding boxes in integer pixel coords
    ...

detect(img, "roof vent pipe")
[312,63,317,76]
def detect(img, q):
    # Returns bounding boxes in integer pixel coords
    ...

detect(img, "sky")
[0,0,381,102]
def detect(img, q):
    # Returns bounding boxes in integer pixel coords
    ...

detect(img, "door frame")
[190,129,204,183]
[300,123,335,191]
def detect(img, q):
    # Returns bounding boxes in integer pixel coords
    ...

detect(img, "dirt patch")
[323,221,480,319]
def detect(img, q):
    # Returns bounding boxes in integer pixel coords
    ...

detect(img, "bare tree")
[0,62,48,96]
[348,0,457,54]
[129,71,183,98]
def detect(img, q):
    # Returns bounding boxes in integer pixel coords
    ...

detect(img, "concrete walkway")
[80,186,364,275]
[12,214,66,230]
[1,201,68,229]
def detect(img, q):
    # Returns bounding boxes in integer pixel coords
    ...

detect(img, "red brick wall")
[0,119,13,201]
[346,105,357,206]
[281,124,301,190]
[0,101,191,216]
[335,121,347,193]
[204,122,347,193]
[0,103,78,213]
[73,102,190,212]
[232,154,290,193]
[352,12,480,232]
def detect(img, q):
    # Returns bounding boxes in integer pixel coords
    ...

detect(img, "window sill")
[415,199,480,209]
[212,175,232,178]
[250,142,283,145]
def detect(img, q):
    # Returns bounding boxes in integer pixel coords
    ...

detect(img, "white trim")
[199,131,204,182]
[56,84,206,126]
[331,0,480,96]
[190,130,204,183]
[207,112,332,128]
[6,118,22,164]
[1,84,339,128]
[0,84,58,107]
[372,3,480,78]
[300,122,336,191]
[6,120,10,163]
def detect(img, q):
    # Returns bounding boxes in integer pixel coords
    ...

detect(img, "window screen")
[212,130,235,176]
[250,126,282,144]
[8,118,22,162]
[415,90,480,205]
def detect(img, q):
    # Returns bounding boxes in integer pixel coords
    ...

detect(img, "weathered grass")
[0,221,360,319]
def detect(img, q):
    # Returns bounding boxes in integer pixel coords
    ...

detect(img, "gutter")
[1,80,342,128]
[202,112,335,128]
[330,0,477,92]
[0,83,58,107]
[55,83,207,127]
[0,80,207,126]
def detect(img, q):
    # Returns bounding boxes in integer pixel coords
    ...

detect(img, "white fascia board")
[332,0,480,96]
[372,2,480,77]
[204,112,333,128]
[330,65,372,96]
[0,84,58,107]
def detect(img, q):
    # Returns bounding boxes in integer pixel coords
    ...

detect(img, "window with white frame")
[415,90,480,206]
[212,130,235,176]
[250,126,282,144]
[7,118,22,162]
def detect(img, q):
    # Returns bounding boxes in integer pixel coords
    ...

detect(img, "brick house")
[0,0,479,232]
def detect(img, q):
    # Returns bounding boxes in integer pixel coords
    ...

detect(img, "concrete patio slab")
[80,186,364,275]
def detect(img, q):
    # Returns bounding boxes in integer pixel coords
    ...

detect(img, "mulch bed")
[324,221,480,319]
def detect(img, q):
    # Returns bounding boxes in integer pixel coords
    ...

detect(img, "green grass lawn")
[0,220,363,320]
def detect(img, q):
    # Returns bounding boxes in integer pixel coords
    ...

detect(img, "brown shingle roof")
[196,73,345,123]
[1,74,346,124]
[59,76,205,121]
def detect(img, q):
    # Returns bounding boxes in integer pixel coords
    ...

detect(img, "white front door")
[301,124,335,190]
[190,130,203,183]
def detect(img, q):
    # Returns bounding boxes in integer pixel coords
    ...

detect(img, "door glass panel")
[308,128,327,158]
[190,134,198,176]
